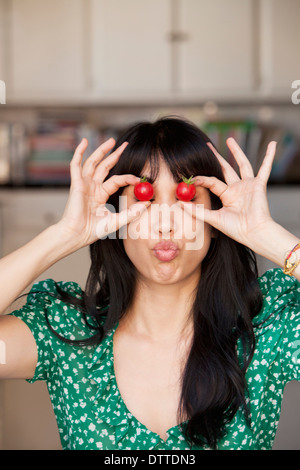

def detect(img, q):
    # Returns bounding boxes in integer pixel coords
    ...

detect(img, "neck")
[121,274,199,343]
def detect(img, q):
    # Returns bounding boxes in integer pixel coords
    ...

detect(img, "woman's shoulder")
[253,267,300,329]
[9,277,101,343]
[250,268,300,383]
[257,267,300,296]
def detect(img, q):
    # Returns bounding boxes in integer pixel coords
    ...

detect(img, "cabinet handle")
[166,31,190,42]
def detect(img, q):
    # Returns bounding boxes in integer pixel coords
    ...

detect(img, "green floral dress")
[8,268,300,450]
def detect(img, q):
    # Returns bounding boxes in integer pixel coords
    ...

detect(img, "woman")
[0,116,299,450]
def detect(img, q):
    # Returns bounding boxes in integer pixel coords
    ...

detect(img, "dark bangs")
[105,115,225,213]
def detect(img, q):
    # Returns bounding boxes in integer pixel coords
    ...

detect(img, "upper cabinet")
[8,0,88,101]
[90,0,172,99]
[0,0,7,84]
[2,0,299,103]
[259,0,300,99]
[176,0,255,98]
[89,0,255,101]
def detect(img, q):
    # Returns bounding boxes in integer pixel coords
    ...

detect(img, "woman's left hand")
[179,138,277,249]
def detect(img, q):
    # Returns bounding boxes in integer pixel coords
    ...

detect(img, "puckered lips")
[152,240,180,262]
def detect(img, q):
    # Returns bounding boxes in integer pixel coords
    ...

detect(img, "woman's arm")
[0,223,81,379]
[179,138,300,282]
[245,219,300,282]
[0,222,80,316]
[0,137,148,380]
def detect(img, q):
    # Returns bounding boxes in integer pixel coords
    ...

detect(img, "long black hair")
[14,116,263,449]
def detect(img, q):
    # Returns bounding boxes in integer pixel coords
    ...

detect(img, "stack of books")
[0,117,299,186]
[26,118,121,185]
[203,120,300,183]
[0,121,27,185]
[26,118,80,185]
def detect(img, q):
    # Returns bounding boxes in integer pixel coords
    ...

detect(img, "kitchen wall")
[0,0,299,450]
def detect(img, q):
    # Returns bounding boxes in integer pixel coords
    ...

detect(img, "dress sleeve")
[7,277,87,384]
[255,268,300,383]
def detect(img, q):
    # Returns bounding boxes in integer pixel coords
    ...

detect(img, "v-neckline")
[110,320,188,443]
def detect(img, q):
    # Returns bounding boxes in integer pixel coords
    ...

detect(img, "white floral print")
[9,268,300,450]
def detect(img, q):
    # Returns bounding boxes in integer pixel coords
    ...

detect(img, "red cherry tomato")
[134,176,154,201]
[176,176,196,202]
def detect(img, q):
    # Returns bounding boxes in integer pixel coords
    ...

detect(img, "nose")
[150,202,180,238]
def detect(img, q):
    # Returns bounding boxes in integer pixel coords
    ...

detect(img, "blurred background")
[0,0,299,450]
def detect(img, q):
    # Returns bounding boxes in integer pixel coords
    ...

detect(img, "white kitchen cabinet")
[9,0,88,101]
[0,189,91,299]
[0,0,7,85]
[4,0,300,103]
[0,1,4,80]
[259,0,300,98]
[90,0,173,98]
[90,0,256,100]
[0,189,91,450]
[176,0,256,97]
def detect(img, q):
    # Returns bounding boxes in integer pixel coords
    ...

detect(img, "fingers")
[81,138,127,179]
[96,201,150,239]
[207,142,240,184]
[117,201,151,229]
[193,175,228,199]
[207,139,255,182]
[100,174,140,200]
[93,141,129,182]
[178,200,219,229]
[70,138,89,184]
[256,141,277,183]
[226,138,255,179]
[71,137,130,188]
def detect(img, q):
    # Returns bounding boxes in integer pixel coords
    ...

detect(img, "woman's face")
[120,158,214,285]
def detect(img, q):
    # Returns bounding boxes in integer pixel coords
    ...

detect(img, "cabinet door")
[1,190,90,287]
[90,0,172,99]
[259,0,300,98]
[177,0,255,97]
[0,0,7,92]
[0,189,91,450]
[10,0,87,100]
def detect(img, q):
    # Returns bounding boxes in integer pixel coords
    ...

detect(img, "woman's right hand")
[57,137,150,248]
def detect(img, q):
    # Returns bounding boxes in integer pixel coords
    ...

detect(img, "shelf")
[0,183,70,190]
[0,182,299,192]
[1,94,298,109]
